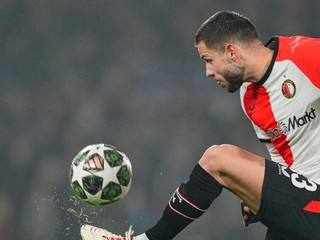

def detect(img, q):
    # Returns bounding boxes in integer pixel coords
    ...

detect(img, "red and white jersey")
[240,36,320,183]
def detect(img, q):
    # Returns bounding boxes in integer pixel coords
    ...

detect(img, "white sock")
[133,233,149,240]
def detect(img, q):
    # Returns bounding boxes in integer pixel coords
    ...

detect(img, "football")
[69,143,132,206]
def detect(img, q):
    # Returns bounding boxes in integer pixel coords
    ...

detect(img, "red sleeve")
[277,36,320,88]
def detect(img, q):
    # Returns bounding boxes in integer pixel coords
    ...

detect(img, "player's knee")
[199,144,237,175]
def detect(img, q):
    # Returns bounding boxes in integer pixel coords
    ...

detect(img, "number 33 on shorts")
[280,165,317,192]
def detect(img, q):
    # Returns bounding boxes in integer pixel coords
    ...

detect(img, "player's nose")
[206,66,215,78]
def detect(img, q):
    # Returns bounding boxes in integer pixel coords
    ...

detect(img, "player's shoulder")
[276,36,320,59]
[277,35,318,44]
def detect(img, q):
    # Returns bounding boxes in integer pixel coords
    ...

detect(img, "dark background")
[1,0,319,239]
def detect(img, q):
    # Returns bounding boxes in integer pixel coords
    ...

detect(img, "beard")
[223,65,245,93]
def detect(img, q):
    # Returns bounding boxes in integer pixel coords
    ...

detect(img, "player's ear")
[225,43,237,62]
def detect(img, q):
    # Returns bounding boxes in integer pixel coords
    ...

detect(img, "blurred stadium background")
[1,0,319,239]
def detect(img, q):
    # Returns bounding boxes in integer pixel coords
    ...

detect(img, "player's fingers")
[243,206,250,212]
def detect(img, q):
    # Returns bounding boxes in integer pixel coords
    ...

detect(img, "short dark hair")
[195,10,259,51]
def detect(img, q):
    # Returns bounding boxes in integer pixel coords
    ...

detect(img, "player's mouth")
[216,80,225,87]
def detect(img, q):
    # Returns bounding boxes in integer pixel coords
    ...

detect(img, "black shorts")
[255,159,320,240]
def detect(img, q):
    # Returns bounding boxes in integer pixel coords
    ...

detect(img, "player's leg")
[144,144,265,239]
[199,145,320,239]
[199,144,265,214]
[81,144,265,240]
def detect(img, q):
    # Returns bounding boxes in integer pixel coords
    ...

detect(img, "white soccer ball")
[69,143,132,206]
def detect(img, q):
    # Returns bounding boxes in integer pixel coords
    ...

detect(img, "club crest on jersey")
[282,79,296,98]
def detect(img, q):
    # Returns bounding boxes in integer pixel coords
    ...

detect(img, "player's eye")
[204,58,213,63]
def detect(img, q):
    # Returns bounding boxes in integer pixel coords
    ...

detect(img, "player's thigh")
[198,144,265,213]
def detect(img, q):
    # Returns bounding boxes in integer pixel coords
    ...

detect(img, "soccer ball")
[69,143,132,206]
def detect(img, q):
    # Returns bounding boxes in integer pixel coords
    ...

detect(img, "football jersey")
[240,36,320,183]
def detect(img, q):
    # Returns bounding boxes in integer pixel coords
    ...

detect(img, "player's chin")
[218,82,228,89]
[227,84,242,93]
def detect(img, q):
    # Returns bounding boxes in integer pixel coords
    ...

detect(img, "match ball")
[69,144,132,206]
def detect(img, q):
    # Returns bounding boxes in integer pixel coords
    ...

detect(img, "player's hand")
[241,201,258,227]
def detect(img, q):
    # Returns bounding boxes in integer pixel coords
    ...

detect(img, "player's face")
[197,41,244,93]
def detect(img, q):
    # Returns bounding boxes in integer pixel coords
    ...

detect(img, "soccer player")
[81,10,320,240]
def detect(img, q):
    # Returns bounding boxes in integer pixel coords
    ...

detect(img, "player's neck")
[246,44,274,83]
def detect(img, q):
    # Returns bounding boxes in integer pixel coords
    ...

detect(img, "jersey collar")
[256,37,279,86]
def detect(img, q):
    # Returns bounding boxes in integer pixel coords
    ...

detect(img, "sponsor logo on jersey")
[267,108,316,140]
[267,121,288,140]
[288,108,316,131]
[281,79,296,98]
